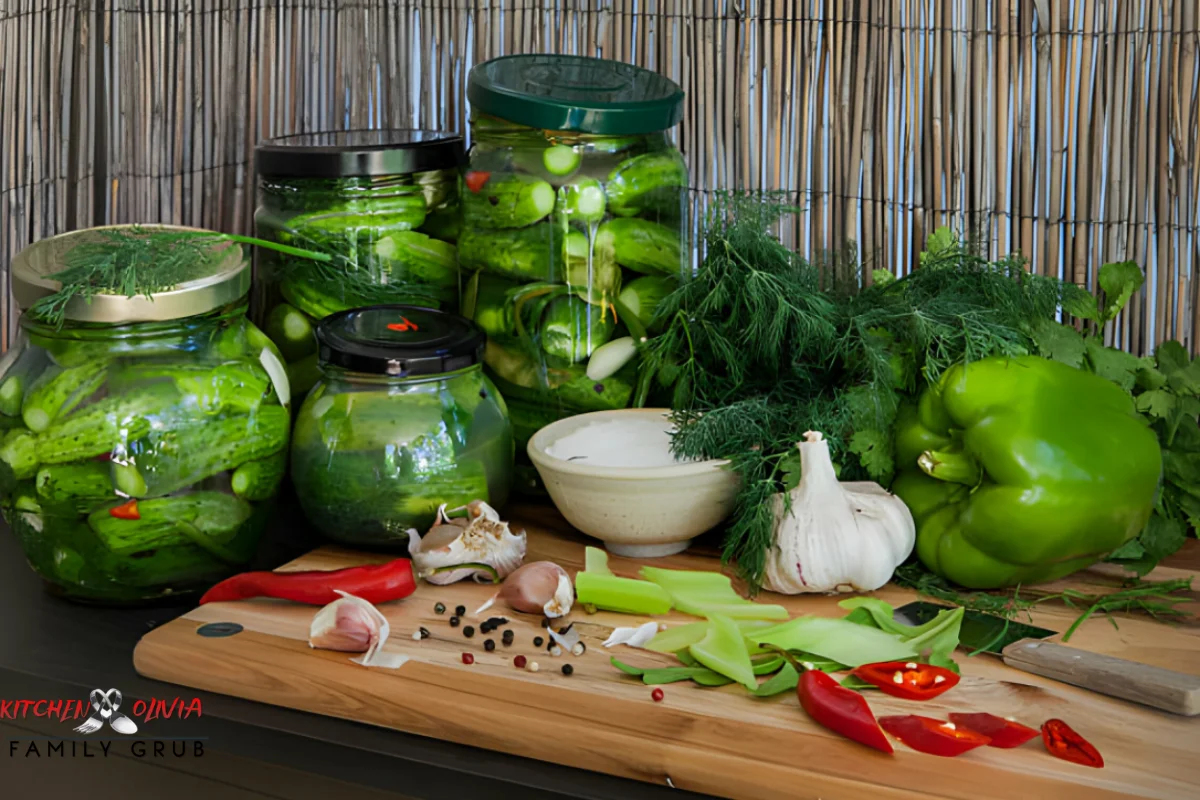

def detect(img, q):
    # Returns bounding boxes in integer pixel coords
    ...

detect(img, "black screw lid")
[256,129,465,178]
[315,305,486,378]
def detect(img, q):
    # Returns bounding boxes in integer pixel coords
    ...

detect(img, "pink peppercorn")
[651,688,664,702]
[514,655,528,669]
[462,652,474,665]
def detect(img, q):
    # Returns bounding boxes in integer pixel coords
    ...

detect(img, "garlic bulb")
[407,501,527,585]
[764,431,915,594]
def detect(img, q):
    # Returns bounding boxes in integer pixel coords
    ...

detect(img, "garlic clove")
[309,591,409,669]
[474,561,574,618]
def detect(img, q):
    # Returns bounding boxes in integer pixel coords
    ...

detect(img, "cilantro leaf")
[1085,339,1143,391]
[1062,289,1100,323]
[1154,340,1200,395]
[1032,318,1087,367]
[1107,515,1188,577]
[1136,389,1177,420]
[849,428,894,482]
[923,227,957,263]
[871,269,896,287]
[1098,260,1145,322]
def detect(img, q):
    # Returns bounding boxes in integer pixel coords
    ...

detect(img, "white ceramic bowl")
[527,409,740,558]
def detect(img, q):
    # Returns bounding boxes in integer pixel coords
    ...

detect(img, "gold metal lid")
[11,224,250,324]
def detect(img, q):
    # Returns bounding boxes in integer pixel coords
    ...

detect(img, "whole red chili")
[948,713,1039,749]
[199,559,416,606]
[878,715,991,758]
[1041,719,1104,768]
[109,499,141,520]
[464,171,491,193]
[851,661,960,701]
[799,669,893,754]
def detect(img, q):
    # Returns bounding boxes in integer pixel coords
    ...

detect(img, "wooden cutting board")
[134,505,1200,800]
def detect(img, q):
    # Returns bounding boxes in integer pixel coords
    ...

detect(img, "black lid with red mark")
[315,305,486,377]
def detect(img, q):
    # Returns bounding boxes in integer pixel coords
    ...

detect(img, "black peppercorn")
[561,664,574,676]
[463,625,475,638]
[434,602,446,615]
[418,627,430,640]
[502,630,514,646]
[449,616,461,627]
[480,622,493,634]
[533,636,544,647]
[487,617,507,628]
[541,618,552,628]
[484,639,495,652]
[455,605,467,617]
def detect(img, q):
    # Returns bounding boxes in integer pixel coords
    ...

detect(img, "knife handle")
[1000,638,1200,717]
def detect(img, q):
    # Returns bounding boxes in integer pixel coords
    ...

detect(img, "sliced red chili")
[1041,719,1104,768]
[464,171,491,193]
[851,661,960,701]
[798,669,893,754]
[109,499,140,520]
[878,715,991,758]
[948,713,1039,749]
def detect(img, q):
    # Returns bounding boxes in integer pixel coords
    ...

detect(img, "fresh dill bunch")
[28,228,232,327]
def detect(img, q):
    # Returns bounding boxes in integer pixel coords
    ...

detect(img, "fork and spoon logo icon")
[73,689,139,735]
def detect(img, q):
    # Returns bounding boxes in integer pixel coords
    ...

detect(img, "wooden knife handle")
[1001,638,1200,716]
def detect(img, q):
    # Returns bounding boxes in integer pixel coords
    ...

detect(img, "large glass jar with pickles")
[460,55,689,494]
[0,226,291,604]
[254,130,465,398]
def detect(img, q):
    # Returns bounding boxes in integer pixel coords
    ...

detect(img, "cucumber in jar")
[462,173,556,229]
[605,151,688,218]
[596,218,683,276]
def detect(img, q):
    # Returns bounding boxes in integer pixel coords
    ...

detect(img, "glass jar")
[291,305,513,547]
[1,226,292,604]
[254,130,465,399]
[460,55,689,494]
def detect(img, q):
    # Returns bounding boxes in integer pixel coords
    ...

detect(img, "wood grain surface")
[134,505,1200,800]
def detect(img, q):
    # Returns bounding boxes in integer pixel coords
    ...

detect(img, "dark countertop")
[0,503,708,800]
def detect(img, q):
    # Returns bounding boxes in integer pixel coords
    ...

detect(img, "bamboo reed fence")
[1,0,1198,355]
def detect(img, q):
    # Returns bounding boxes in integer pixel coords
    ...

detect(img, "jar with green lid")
[460,55,689,494]
[291,305,513,547]
[254,130,465,399]
[0,226,291,605]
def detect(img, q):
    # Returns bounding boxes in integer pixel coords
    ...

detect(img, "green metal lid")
[467,55,684,135]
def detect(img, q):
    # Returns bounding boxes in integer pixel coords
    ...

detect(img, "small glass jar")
[291,306,513,547]
[1,226,292,605]
[254,130,465,398]
[460,55,689,494]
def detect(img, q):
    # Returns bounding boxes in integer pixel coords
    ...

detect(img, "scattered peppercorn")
[651,688,664,702]
[514,655,527,669]
[449,616,461,627]
[502,630,514,646]
[561,664,574,676]
[527,661,540,673]
[461,653,474,665]
[486,617,508,628]
[455,605,467,617]
[541,618,552,628]
[533,636,544,647]
[419,627,430,640]
[549,644,563,657]
[463,625,475,638]
[434,602,446,615]
[571,642,586,656]
[484,639,496,652]
[480,622,493,634]
[558,625,571,635]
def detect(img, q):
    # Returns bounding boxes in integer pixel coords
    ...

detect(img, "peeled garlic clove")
[474,561,574,618]
[408,500,527,585]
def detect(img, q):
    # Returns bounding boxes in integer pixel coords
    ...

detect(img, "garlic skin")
[764,431,915,594]
[408,501,527,585]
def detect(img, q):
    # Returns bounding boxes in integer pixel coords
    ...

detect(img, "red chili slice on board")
[798,669,893,754]
[851,661,960,701]
[1041,719,1104,768]
[948,713,1039,749]
[464,171,491,193]
[878,715,991,758]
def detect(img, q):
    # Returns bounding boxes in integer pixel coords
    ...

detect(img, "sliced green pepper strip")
[688,614,758,691]
[640,566,789,620]
[746,616,918,668]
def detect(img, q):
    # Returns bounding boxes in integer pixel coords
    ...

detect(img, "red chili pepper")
[878,715,991,757]
[464,170,491,193]
[948,713,1039,748]
[109,499,140,520]
[199,559,416,606]
[798,669,893,754]
[1041,719,1104,768]
[94,452,112,462]
[851,661,960,701]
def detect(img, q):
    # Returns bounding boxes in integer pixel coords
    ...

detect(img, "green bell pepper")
[891,355,1162,589]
